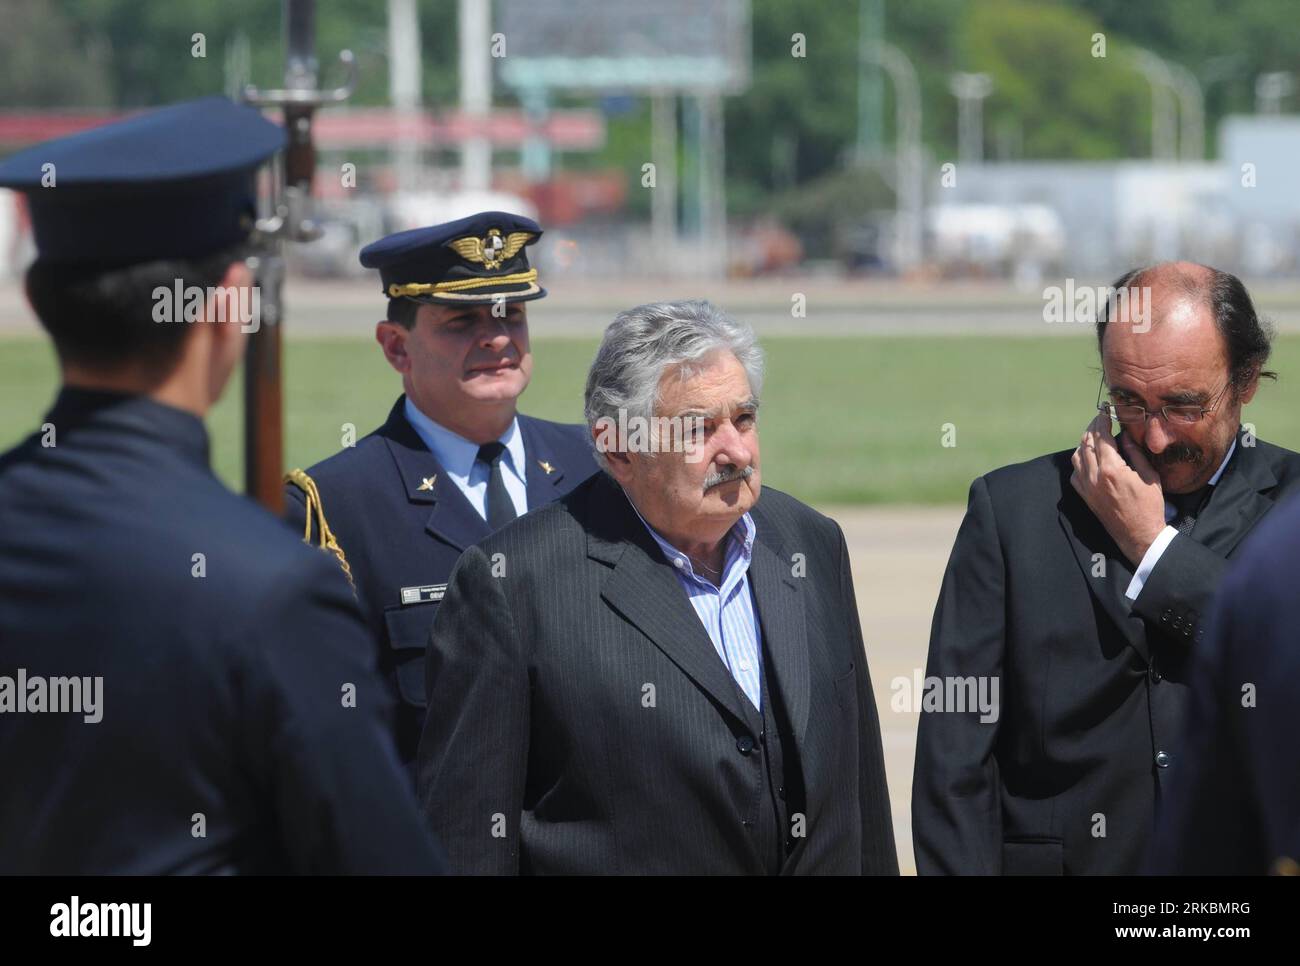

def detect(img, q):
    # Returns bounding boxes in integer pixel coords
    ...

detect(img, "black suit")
[417,473,898,874]
[284,395,596,768]
[913,428,1300,875]
[0,390,444,874]
[1147,492,1300,875]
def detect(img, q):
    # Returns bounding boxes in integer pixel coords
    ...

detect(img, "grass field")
[6,334,1300,504]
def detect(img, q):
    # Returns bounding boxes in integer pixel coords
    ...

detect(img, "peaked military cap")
[360,211,546,306]
[0,95,284,263]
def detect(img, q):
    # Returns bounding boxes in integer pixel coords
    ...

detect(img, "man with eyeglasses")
[913,261,1300,875]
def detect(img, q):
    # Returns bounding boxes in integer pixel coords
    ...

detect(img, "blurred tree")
[960,0,1149,159]
[726,0,862,211]
[1069,0,1300,148]
[7,0,1300,208]
[0,0,114,107]
[13,0,461,108]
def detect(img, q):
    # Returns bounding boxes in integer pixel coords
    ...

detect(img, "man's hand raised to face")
[1070,413,1168,566]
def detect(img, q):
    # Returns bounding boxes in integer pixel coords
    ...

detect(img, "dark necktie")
[476,441,517,529]
[1168,485,1212,535]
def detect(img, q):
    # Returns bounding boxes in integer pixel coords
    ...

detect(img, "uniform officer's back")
[0,97,445,874]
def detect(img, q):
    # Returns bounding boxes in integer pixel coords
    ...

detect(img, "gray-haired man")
[417,299,897,874]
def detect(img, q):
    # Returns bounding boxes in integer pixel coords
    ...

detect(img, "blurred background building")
[4,0,1300,286]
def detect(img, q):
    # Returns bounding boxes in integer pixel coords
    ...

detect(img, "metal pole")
[1131,49,1178,161]
[388,0,422,192]
[680,97,700,239]
[1167,62,1203,161]
[650,91,678,263]
[866,42,922,273]
[950,72,993,164]
[697,93,726,278]
[459,0,492,192]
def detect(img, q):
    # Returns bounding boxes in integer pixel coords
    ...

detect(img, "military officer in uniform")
[284,212,596,769]
[0,97,445,874]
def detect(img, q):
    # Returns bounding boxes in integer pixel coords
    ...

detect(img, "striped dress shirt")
[631,500,764,710]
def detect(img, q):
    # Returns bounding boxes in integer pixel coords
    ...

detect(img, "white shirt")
[1125,439,1236,601]
[403,397,528,521]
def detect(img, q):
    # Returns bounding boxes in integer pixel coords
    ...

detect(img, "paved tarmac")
[819,503,966,876]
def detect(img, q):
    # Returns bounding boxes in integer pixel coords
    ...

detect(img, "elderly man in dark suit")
[913,262,1300,875]
[418,299,897,875]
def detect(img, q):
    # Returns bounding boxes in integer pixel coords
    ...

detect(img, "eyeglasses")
[1096,378,1231,425]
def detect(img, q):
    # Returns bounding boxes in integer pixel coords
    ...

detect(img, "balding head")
[1097,261,1274,393]
[1096,262,1273,494]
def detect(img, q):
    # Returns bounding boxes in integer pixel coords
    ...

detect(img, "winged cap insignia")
[448,228,533,270]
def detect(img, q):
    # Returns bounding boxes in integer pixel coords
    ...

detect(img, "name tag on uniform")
[400,583,446,605]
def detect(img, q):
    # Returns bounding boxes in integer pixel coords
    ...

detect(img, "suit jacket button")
[1149,661,1162,683]
[1155,750,1171,768]
[737,734,755,756]
[778,784,786,800]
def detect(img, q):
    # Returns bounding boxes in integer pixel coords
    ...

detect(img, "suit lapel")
[1057,481,1150,662]
[747,535,810,751]
[588,478,751,724]
[1056,428,1281,664]
[1186,431,1278,558]
[519,415,569,510]
[379,396,491,553]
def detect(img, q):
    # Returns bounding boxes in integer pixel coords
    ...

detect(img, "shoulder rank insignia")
[285,468,355,593]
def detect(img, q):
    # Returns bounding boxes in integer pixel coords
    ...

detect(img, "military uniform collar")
[402,396,524,481]
[44,387,210,468]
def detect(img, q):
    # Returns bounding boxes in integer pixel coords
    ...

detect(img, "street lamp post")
[949,72,993,164]
[865,42,923,273]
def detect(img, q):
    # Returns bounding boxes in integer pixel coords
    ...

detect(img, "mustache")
[703,465,754,491]
[1144,442,1204,468]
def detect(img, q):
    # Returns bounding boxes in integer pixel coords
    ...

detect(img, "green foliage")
[0,0,115,106]
[2,0,457,109]
[959,0,1148,159]
[726,0,864,198]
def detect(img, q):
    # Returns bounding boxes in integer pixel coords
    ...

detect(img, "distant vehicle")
[727,219,803,277]
[925,203,1066,279]
[839,214,893,275]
